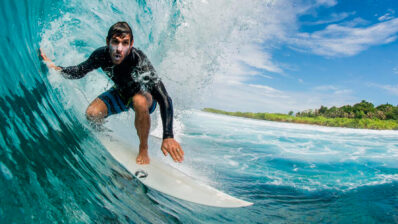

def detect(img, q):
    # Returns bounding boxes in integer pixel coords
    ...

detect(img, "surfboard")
[98,136,253,208]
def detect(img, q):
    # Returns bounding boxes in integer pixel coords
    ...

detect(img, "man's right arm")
[59,49,103,79]
[40,48,102,79]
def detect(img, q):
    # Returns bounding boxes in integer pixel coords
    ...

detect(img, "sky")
[202,0,398,113]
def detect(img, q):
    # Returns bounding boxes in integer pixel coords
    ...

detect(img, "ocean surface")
[1,0,398,223]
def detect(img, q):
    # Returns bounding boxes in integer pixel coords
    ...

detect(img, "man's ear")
[130,39,134,47]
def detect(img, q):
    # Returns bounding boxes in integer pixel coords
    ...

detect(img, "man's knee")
[133,94,151,113]
[86,105,107,121]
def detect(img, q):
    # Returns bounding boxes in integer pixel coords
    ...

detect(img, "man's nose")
[116,44,123,51]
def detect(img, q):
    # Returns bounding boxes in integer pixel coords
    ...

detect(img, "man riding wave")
[41,22,184,165]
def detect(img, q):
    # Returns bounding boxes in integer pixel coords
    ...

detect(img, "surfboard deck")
[98,135,253,208]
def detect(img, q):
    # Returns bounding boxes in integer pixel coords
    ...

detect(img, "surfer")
[40,21,184,165]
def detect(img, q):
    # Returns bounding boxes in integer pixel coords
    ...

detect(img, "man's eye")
[111,40,119,44]
[123,41,129,45]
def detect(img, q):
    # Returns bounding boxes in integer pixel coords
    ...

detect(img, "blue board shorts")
[98,88,157,117]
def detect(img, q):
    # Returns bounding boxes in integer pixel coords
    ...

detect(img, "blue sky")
[203,0,398,113]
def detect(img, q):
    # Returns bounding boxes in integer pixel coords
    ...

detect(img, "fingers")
[166,148,183,162]
[175,146,184,162]
[169,148,178,162]
[170,146,184,163]
[40,49,49,61]
[39,49,61,71]
[161,147,168,156]
[177,143,184,156]
[161,139,184,163]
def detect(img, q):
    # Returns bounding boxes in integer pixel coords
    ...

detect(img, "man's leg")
[86,98,108,128]
[132,93,153,165]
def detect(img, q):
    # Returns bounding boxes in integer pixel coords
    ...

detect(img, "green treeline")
[296,100,398,120]
[203,100,398,130]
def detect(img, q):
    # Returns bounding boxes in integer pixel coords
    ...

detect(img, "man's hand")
[40,49,61,71]
[161,138,184,163]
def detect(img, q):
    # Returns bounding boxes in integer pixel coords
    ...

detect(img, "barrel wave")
[0,0,182,223]
[1,0,398,223]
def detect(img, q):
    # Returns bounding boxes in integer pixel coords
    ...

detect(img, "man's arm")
[150,81,184,162]
[135,49,174,138]
[151,81,174,139]
[40,49,62,71]
[40,48,101,79]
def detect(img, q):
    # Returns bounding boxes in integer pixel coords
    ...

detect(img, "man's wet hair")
[107,22,133,42]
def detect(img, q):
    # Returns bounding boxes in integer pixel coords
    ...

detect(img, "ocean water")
[1,0,398,223]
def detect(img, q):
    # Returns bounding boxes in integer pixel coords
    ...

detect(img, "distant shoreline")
[203,108,398,130]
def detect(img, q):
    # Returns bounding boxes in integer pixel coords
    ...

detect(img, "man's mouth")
[114,54,122,61]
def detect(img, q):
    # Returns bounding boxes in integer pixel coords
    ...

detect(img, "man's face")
[107,34,133,65]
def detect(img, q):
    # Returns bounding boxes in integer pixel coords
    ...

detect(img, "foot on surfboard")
[136,148,150,165]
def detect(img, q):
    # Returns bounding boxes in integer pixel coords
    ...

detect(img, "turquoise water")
[1,0,398,223]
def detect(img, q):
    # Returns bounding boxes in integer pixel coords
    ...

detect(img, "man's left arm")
[137,49,184,162]
[150,81,184,163]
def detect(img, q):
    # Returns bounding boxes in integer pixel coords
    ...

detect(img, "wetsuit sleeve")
[135,49,174,139]
[150,81,174,139]
[59,49,102,79]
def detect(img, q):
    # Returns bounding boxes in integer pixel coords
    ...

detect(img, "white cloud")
[213,44,281,91]
[303,12,355,25]
[248,84,282,93]
[378,9,395,21]
[393,67,398,74]
[378,13,394,21]
[315,0,337,7]
[339,17,370,27]
[313,85,353,95]
[201,79,356,113]
[334,89,353,95]
[313,85,338,91]
[381,85,398,95]
[258,74,273,79]
[369,83,398,96]
[236,45,283,74]
[291,18,398,56]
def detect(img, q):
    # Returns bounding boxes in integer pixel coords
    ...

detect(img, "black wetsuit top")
[60,46,174,139]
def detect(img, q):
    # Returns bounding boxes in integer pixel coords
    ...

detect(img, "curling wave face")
[0,0,190,222]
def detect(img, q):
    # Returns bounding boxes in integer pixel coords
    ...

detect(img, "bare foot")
[136,147,150,165]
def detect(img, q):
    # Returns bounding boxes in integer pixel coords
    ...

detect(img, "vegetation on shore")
[203,101,398,130]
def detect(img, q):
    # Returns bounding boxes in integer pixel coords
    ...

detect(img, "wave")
[0,0,189,222]
[1,0,397,223]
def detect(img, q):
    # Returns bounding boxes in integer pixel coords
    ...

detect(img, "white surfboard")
[99,136,253,208]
